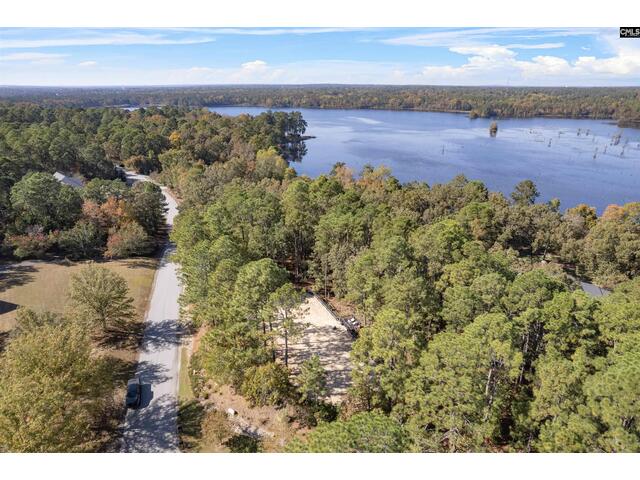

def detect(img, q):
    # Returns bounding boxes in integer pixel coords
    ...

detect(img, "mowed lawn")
[0,257,158,334]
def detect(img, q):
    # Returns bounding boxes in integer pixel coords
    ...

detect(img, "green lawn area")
[0,257,158,334]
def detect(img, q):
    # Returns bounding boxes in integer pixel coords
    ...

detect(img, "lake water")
[209,106,640,213]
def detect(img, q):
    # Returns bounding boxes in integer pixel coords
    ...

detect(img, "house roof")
[53,171,84,189]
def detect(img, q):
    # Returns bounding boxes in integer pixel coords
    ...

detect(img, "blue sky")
[1,27,639,86]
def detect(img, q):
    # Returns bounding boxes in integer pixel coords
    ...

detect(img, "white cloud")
[574,55,640,75]
[0,31,215,49]
[179,60,285,84]
[150,60,405,85]
[241,60,268,71]
[450,45,516,58]
[188,28,367,36]
[382,28,604,48]
[4,54,640,86]
[517,56,572,77]
[78,60,97,67]
[383,27,514,47]
[505,43,565,49]
[0,27,365,50]
[0,52,68,64]
[413,30,640,85]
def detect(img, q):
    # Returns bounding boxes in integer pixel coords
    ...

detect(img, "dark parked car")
[340,316,361,338]
[125,377,142,408]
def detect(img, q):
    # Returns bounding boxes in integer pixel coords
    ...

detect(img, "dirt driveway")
[284,294,354,404]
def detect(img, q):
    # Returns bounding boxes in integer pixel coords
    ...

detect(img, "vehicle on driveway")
[125,377,142,408]
[340,316,361,338]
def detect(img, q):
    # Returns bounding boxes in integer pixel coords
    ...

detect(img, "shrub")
[285,411,409,453]
[294,400,338,429]
[224,435,261,453]
[4,226,56,259]
[104,221,153,258]
[201,409,233,449]
[241,362,292,407]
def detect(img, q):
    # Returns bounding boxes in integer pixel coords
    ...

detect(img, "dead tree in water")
[612,133,621,146]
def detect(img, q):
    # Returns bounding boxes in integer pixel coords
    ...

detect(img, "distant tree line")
[1,85,639,126]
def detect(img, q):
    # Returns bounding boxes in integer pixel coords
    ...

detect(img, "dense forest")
[165,120,639,451]
[1,104,639,452]
[0,104,307,258]
[1,85,639,126]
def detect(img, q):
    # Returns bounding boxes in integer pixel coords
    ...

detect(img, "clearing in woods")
[0,258,157,341]
[282,294,354,404]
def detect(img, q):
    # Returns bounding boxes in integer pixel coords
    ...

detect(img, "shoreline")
[119,103,637,128]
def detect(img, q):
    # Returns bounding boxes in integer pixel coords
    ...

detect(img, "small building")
[53,171,84,189]
[580,281,611,298]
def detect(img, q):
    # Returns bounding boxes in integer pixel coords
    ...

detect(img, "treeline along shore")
[1,85,639,127]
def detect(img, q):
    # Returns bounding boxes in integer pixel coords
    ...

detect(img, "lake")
[209,106,640,213]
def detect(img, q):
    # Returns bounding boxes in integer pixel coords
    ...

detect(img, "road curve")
[121,172,182,453]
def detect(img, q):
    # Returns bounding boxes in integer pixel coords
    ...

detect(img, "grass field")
[0,256,160,450]
[0,257,158,334]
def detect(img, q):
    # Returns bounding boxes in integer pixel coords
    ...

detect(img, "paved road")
[121,172,182,453]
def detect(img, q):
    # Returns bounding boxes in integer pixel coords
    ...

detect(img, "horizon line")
[1,83,639,89]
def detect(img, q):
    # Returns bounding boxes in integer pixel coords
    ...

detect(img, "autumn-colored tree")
[105,221,153,258]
